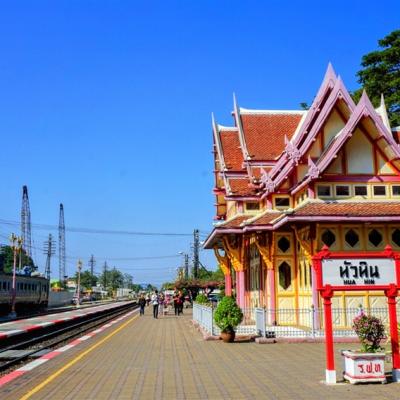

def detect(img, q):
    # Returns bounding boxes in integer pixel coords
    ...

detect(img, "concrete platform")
[0,301,135,340]
[1,308,400,399]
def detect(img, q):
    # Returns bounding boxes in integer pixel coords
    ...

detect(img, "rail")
[0,302,138,373]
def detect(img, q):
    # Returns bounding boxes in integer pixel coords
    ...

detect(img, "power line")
[0,219,193,237]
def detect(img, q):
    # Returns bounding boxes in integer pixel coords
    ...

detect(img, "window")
[392,229,400,247]
[278,262,291,290]
[277,236,291,253]
[345,229,359,248]
[368,229,383,247]
[354,185,367,196]
[392,186,400,196]
[246,202,260,211]
[373,186,386,196]
[321,229,336,247]
[317,185,331,197]
[335,185,350,196]
[274,197,290,209]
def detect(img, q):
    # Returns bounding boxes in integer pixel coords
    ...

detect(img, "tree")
[99,267,124,292]
[353,29,400,126]
[74,270,98,290]
[0,245,36,274]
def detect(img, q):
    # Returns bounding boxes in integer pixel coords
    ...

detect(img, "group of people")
[138,289,187,318]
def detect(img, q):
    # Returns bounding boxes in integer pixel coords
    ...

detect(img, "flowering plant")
[352,312,386,353]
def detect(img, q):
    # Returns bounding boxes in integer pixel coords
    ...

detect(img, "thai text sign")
[322,258,396,287]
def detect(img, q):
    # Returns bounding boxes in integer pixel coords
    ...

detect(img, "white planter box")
[342,350,386,384]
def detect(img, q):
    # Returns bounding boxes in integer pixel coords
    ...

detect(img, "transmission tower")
[43,234,56,281]
[58,204,66,283]
[21,186,32,259]
[193,229,200,279]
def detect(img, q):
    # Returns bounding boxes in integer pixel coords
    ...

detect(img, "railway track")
[0,302,137,375]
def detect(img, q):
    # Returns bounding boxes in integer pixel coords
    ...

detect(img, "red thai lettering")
[358,364,364,373]
[375,363,381,372]
[366,362,373,373]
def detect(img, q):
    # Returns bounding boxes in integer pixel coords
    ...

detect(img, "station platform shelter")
[1,308,400,399]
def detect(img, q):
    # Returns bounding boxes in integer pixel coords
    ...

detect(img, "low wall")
[48,291,74,307]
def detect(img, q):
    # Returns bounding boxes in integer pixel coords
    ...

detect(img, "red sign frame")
[312,245,400,384]
[313,245,400,293]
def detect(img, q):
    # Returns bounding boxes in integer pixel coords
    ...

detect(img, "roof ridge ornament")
[260,168,275,194]
[284,135,301,165]
[306,156,320,179]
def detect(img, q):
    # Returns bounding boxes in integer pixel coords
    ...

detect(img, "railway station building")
[204,64,400,326]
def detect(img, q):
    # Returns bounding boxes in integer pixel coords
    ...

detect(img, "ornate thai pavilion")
[204,64,400,326]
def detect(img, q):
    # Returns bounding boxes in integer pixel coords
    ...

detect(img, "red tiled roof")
[293,202,400,217]
[219,130,244,171]
[228,178,257,196]
[218,215,249,229]
[241,113,303,160]
[247,212,284,226]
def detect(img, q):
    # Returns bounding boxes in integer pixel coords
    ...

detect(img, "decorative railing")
[193,303,394,338]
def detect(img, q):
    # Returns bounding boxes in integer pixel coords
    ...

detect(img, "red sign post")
[312,245,400,384]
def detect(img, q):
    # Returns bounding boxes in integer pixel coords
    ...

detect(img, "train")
[0,273,49,315]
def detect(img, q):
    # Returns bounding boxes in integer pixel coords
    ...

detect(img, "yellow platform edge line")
[19,313,139,400]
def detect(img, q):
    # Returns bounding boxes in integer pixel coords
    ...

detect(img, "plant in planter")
[214,296,243,342]
[195,293,210,305]
[342,312,387,384]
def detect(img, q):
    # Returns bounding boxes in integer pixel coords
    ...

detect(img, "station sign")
[313,246,400,292]
[322,258,396,288]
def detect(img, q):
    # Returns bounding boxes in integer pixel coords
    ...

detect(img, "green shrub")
[195,293,210,305]
[214,296,243,333]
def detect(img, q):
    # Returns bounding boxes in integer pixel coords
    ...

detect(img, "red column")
[323,287,336,384]
[225,274,232,296]
[386,285,400,381]
[268,268,276,325]
[235,270,240,306]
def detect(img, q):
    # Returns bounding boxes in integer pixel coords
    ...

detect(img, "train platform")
[0,301,134,341]
[1,307,400,399]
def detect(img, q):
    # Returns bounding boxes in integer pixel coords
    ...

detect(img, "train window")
[1,282,4,291]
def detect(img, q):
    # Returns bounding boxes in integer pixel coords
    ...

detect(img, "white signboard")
[322,258,396,287]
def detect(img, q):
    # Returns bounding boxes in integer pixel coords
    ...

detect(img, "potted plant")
[342,312,387,384]
[214,296,243,342]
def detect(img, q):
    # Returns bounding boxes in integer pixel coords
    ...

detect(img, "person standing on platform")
[151,290,159,319]
[174,291,180,316]
[178,290,185,315]
[139,294,146,316]
[158,292,165,317]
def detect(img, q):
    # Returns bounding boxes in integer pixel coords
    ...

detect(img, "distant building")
[204,64,400,326]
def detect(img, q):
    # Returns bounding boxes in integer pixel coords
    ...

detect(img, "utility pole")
[193,229,200,279]
[76,259,82,308]
[89,255,96,287]
[103,261,108,290]
[9,233,23,318]
[89,255,96,276]
[43,234,56,281]
[184,253,189,280]
[58,204,66,285]
[21,186,32,259]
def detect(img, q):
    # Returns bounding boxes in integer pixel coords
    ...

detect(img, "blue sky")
[0,1,398,285]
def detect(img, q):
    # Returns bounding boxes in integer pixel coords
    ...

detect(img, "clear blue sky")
[0,1,398,285]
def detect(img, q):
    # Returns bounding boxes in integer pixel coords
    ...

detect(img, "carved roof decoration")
[209,63,400,220]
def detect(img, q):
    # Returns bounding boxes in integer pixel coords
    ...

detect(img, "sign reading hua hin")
[322,258,396,287]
